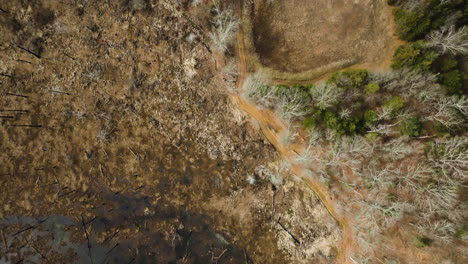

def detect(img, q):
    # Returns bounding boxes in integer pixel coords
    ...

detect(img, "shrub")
[365,82,380,94]
[415,236,432,247]
[341,116,361,135]
[327,69,369,90]
[394,8,431,41]
[365,132,380,142]
[384,96,405,114]
[391,41,439,72]
[400,117,422,137]
[432,121,450,136]
[363,110,378,126]
[440,57,459,72]
[323,111,341,131]
[438,70,464,95]
[303,108,324,129]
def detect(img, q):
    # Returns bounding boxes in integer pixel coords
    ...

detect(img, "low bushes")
[327,69,369,90]
[399,117,422,137]
[365,83,380,94]
[383,96,405,115]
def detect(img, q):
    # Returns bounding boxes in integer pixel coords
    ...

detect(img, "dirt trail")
[226,2,357,263]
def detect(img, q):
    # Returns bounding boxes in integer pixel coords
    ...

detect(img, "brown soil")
[245,0,400,81]
[0,0,340,263]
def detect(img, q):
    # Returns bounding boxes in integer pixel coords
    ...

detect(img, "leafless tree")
[425,96,467,128]
[208,2,239,54]
[295,144,314,164]
[275,92,309,122]
[255,160,289,187]
[378,136,413,160]
[428,136,468,182]
[242,72,273,105]
[309,83,343,109]
[359,163,395,190]
[415,218,457,243]
[223,58,238,84]
[414,181,459,212]
[307,127,323,146]
[358,199,411,229]
[279,127,298,145]
[427,25,468,55]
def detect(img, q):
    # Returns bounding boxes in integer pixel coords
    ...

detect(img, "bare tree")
[309,83,343,109]
[275,94,308,122]
[208,2,239,54]
[255,161,288,187]
[359,163,395,190]
[427,25,468,55]
[279,127,298,145]
[415,218,457,243]
[308,127,323,146]
[242,72,273,105]
[414,181,459,212]
[428,136,468,182]
[295,144,314,164]
[378,136,413,160]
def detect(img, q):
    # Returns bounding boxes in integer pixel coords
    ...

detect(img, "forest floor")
[0,0,340,263]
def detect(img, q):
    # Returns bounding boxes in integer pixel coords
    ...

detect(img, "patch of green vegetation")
[438,70,464,95]
[391,41,439,72]
[400,117,422,137]
[365,82,380,94]
[432,121,450,136]
[365,132,380,142]
[433,57,465,95]
[327,69,369,90]
[323,111,341,131]
[415,236,432,248]
[384,96,405,115]
[455,227,468,240]
[440,57,459,72]
[394,8,431,41]
[302,108,324,129]
[363,110,378,127]
[303,108,368,136]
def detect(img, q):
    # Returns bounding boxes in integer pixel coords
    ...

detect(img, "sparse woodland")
[230,0,468,262]
[0,0,465,263]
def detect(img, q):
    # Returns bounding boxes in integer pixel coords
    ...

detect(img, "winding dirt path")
[225,1,357,263]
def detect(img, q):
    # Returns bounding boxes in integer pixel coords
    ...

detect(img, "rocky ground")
[0,0,339,263]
